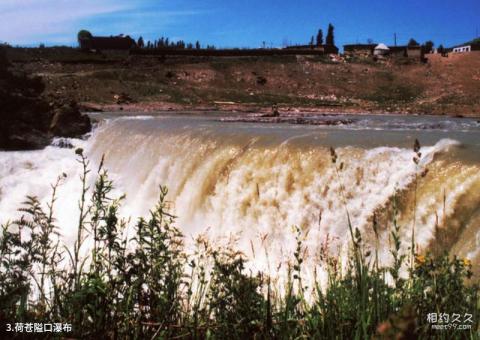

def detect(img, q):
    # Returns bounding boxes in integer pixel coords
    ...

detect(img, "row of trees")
[138,24,337,51]
[137,36,216,50]
[309,23,335,48]
[408,39,445,54]
[77,26,338,51]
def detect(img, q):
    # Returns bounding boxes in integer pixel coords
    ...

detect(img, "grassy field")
[0,143,478,339]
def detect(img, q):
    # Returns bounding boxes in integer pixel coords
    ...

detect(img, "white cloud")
[0,0,209,45]
[0,0,134,44]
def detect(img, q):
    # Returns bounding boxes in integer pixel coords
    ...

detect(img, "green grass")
[363,83,422,105]
[0,144,478,339]
[359,71,423,106]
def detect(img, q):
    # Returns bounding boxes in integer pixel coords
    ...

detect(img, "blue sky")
[1,0,479,48]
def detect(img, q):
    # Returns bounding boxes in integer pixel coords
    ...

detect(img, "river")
[1,113,479,280]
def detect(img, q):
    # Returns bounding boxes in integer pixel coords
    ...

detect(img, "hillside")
[7,48,480,117]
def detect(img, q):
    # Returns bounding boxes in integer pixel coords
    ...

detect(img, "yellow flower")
[463,258,471,267]
[415,254,426,265]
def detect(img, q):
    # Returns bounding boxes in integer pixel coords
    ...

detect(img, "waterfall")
[1,115,479,280]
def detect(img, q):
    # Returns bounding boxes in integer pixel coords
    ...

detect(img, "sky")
[0,0,479,49]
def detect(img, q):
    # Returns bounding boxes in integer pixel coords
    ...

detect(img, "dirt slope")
[9,48,480,116]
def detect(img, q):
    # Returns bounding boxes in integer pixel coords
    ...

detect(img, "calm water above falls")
[1,113,480,280]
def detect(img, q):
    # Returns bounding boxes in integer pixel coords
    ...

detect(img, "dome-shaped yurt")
[374,43,390,56]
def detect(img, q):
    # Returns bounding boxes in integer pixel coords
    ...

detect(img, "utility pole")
[394,33,397,46]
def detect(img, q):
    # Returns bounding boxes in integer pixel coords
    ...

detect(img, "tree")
[195,41,201,49]
[437,44,445,54]
[77,30,92,49]
[310,36,315,48]
[137,36,144,48]
[158,37,165,48]
[316,29,324,46]
[176,40,186,49]
[408,38,419,47]
[423,40,434,53]
[325,24,335,46]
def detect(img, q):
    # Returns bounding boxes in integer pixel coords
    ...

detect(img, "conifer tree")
[326,24,335,46]
[316,29,323,46]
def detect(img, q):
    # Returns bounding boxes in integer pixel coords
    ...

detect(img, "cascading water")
[1,114,479,281]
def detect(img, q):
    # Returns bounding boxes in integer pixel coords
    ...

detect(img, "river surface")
[1,113,479,279]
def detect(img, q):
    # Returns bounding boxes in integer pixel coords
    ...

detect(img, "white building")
[374,43,390,56]
[451,40,480,53]
[453,45,472,53]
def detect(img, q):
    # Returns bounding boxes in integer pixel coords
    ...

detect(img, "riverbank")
[7,47,480,118]
[0,47,91,150]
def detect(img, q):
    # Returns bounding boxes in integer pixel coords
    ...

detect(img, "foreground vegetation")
[0,146,478,339]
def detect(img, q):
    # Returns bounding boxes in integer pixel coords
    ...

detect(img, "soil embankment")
[5,47,480,118]
[0,47,91,150]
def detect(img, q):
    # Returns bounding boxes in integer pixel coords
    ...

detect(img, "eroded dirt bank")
[6,48,480,117]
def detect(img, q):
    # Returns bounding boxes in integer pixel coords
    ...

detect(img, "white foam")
[0,118,475,284]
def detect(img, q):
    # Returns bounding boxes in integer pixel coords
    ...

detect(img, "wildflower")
[463,258,471,267]
[377,321,392,335]
[415,254,425,265]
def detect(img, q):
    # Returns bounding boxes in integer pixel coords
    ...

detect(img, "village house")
[451,40,480,53]
[343,42,422,60]
[343,43,408,58]
[406,45,422,59]
[388,46,408,58]
[343,44,376,58]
